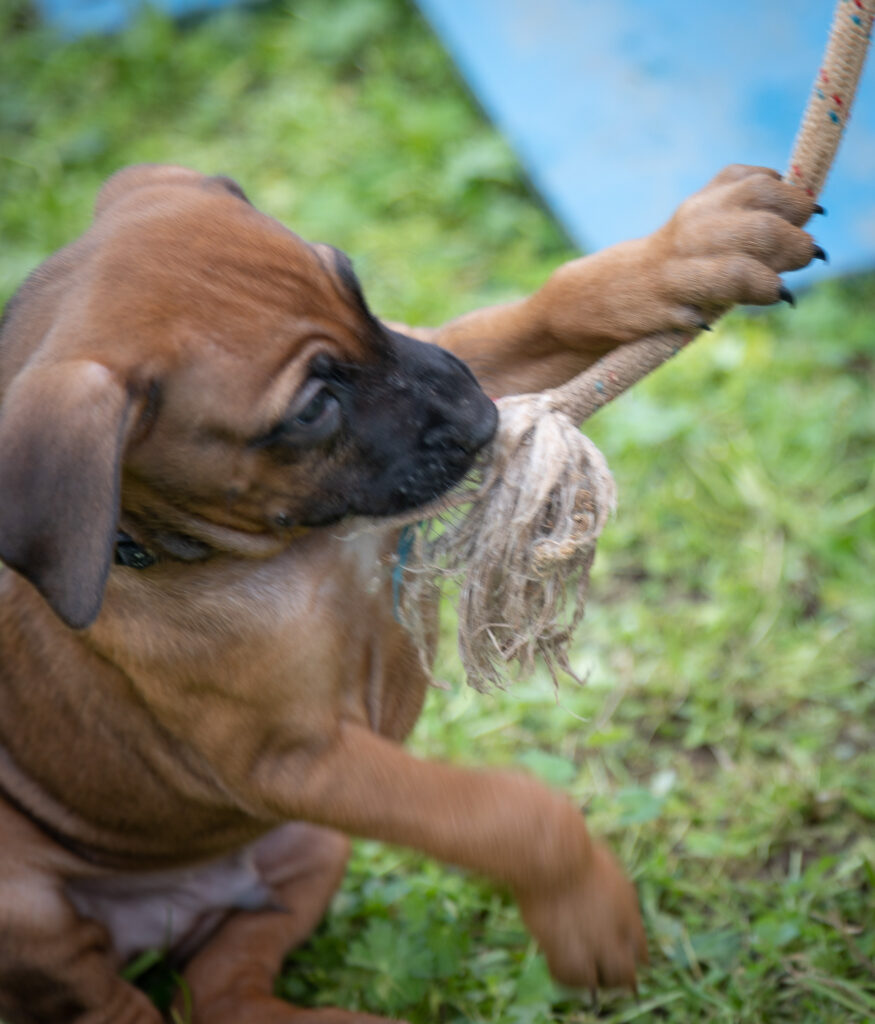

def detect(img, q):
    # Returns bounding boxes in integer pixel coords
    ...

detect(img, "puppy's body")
[0,528,411,860]
[0,164,818,1022]
[1,526,420,968]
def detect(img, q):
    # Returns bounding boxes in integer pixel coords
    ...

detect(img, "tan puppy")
[0,163,819,1023]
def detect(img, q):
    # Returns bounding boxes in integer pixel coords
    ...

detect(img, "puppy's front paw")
[516,840,647,991]
[653,163,824,323]
[531,164,823,359]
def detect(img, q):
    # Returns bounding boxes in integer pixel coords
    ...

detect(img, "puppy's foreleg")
[253,723,646,990]
[406,165,821,397]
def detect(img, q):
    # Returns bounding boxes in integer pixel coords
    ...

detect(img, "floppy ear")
[0,360,132,629]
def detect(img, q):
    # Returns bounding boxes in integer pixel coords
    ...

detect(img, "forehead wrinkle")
[307,245,385,362]
[321,246,370,316]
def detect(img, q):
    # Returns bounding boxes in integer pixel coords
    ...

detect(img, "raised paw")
[530,163,824,360]
[654,163,824,316]
[515,840,647,991]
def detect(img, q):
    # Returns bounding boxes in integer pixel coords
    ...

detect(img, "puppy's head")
[0,165,497,629]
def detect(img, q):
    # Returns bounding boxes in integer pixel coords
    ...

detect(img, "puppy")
[0,163,819,1023]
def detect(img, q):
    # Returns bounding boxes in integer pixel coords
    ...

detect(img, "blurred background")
[1,1,873,1021]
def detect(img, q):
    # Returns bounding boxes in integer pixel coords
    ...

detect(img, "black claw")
[812,203,826,216]
[697,321,713,332]
[779,285,796,307]
[812,245,829,263]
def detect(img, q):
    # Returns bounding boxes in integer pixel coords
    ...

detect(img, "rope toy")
[387,0,874,692]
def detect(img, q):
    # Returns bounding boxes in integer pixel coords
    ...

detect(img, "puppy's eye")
[254,379,341,449]
[294,385,332,426]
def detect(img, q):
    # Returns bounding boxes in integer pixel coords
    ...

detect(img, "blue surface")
[415,0,875,282]
[34,0,238,36]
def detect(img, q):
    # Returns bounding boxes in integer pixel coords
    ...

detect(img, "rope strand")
[391,0,873,691]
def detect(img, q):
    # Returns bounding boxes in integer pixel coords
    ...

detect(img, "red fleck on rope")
[786,0,874,196]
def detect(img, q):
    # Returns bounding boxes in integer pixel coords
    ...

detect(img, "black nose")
[405,340,498,455]
[422,422,475,455]
[421,399,497,455]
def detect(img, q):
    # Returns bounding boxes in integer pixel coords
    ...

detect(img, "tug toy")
[391,0,874,692]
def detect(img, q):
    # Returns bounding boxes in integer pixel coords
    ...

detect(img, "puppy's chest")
[250,529,426,738]
[107,527,425,741]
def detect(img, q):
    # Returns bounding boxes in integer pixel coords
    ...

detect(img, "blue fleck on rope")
[392,525,416,621]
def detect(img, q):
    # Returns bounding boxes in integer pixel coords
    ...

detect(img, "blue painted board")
[415,0,875,283]
[34,0,239,37]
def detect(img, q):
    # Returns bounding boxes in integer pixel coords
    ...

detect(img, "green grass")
[2,0,874,1021]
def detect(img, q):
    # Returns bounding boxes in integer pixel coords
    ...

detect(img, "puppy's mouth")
[299,399,497,528]
[377,406,497,515]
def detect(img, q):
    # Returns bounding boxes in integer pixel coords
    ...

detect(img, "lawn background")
[1,0,873,1020]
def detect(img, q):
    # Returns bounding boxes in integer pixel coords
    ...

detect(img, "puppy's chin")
[366,454,483,519]
[301,458,477,527]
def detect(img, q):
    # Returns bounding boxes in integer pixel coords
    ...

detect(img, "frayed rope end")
[397,394,616,692]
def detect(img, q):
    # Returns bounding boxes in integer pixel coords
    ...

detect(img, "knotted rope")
[389,0,874,692]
